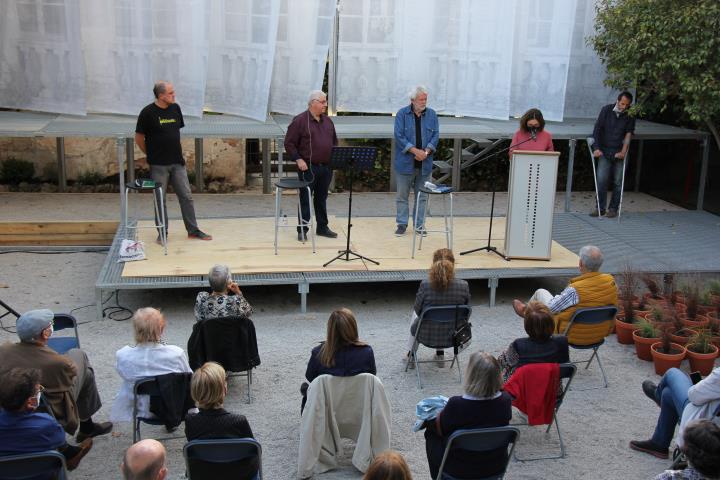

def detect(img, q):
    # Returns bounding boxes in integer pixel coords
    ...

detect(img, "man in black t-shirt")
[135,81,211,241]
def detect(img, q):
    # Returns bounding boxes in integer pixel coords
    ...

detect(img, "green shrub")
[76,170,105,185]
[0,158,35,184]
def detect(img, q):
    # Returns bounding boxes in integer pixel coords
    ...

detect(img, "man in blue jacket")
[393,86,439,236]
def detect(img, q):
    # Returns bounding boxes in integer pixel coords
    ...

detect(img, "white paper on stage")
[509,0,577,122]
[204,0,281,121]
[563,0,616,118]
[0,0,86,115]
[81,0,208,117]
[504,150,559,260]
[269,0,335,115]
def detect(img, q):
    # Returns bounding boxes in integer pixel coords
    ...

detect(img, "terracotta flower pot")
[698,305,716,315]
[633,330,660,361]
[669,329,694,347]
[615,317,639,345]
[650,342,686,375]
[680,313,709,329]
[711,336,720,349]
[686,344,719,376]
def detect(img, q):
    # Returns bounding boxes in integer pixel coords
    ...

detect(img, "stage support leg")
[299,282,309,313]
[95,288,103,321]
[194,138,204,192]
[698,137,709,210]
[262,139,271,194]
[488,277,499,307]
[564,139,576,212]
[634,140,644,192]
[56,137,66,192]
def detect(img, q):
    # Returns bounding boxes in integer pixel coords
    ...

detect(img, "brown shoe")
[629,439,668,459]
[512,299,527,317]
[66,438,93,471]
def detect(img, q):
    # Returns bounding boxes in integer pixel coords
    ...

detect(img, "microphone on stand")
[530,128,537,140]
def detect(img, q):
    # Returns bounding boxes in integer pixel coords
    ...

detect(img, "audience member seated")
[111,307,192,422]
[185,361,258,478]
[407,248,470,365]
[302,308,376,411]
[363,450,413,480]
[630,366,720,459]
[424,352,512,479]
[497,302,569,382]
[121,439,167,480]
[511,245,617,345]
[654,420,720,480]
[195,264,253,322]
[0,367,93,471]
[0,309,112,441]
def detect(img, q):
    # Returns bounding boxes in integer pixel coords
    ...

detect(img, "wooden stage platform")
[95,210,720,320]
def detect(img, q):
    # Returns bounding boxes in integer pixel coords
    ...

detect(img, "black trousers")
[297,163,332,231]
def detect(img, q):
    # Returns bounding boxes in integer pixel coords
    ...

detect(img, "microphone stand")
[460,133,539,260]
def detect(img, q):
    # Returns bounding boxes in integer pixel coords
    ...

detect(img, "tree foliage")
[591,0,720,149]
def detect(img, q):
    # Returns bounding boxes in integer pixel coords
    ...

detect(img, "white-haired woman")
[194,264,253,322]
[423,352,512,479]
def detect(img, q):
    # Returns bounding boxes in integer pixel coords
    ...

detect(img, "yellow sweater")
[554,272,618,345]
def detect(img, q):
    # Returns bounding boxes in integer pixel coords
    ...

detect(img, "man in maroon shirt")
[284,90,339,241]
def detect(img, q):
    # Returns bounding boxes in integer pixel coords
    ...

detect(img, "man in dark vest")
[588,91,636,218]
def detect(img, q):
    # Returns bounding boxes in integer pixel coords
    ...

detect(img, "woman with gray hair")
[423,352,512,479]
[194,264,253,322]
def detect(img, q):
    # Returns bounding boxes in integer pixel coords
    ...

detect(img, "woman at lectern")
[509,108,555,158]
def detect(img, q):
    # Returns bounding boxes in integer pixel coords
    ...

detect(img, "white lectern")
[504,150,559,260]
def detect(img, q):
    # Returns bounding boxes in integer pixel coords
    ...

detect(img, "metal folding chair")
[0,450,67,479]
[562,306,617,390]
[184,438,262,480]
[436,426,520,480]
[47,313,80,355]
[132,376,189,443]
[406,305,472,389]
[512,363,576,461]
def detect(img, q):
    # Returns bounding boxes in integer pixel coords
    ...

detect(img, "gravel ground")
[0,191,693,479]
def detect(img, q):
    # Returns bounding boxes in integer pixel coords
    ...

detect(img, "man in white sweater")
[629,367,720,459]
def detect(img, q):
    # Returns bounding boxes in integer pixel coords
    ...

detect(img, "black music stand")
[460,135,538,261]
[324,146,380,267]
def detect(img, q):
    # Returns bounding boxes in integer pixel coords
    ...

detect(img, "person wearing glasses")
[0,309,113,443]
[284,90,339,241]
[0,368,94,470]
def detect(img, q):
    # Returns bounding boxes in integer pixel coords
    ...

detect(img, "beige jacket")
[297,373,391,478]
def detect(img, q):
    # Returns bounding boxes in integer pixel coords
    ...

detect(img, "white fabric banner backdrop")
[0,0,86,115]
[81,0,208,117]
[509,0,577,121]
[204,0,281,121]
[269,0,336,116]
[0,0,610,120]
[563,0,615,118]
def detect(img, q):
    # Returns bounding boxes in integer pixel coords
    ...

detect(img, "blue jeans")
[596,150,624,211]
[651,368,692,449]
[395,169,430,228]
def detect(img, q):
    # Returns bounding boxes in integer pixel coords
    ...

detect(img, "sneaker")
[589,209,606,217]
[316,228,338,238]
[606,208,618,218]
[415,227,428,237]
[76,421,113,442]
[642,380,659,406]
[394,225,407,236]
[188,230,212,241]
[297,230,307,242]
[629,439,669,459]
[66,438,93,471]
